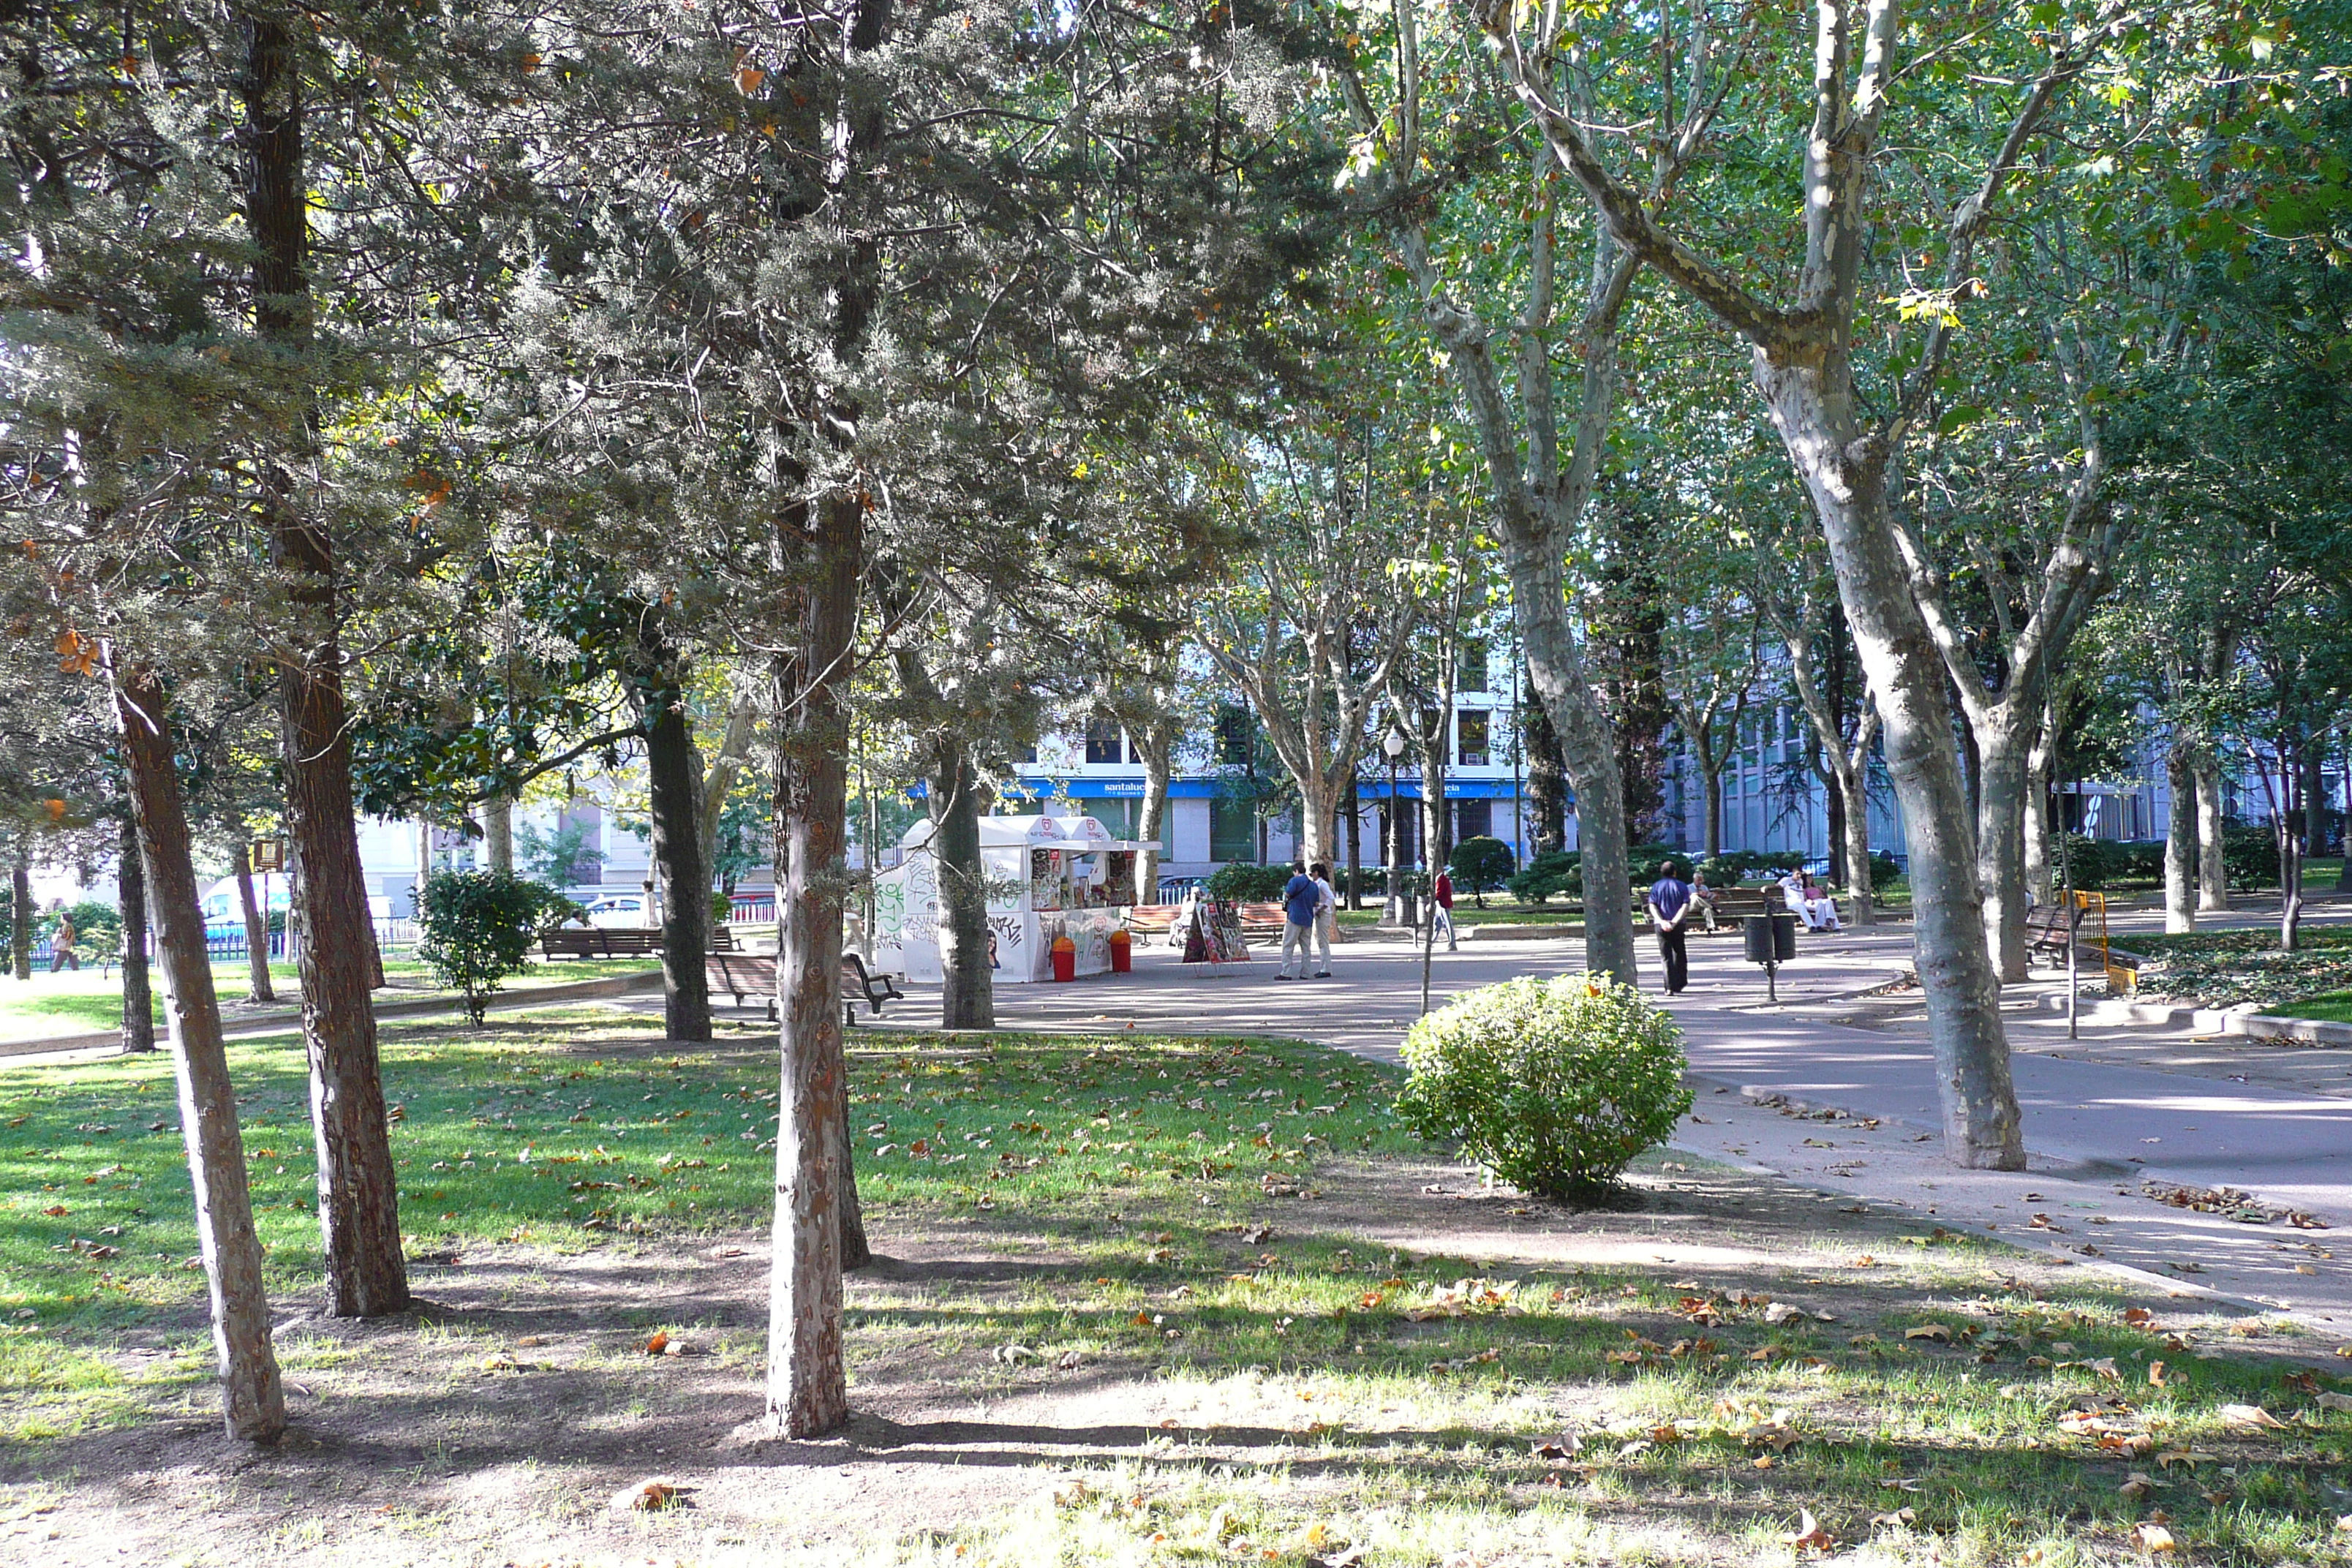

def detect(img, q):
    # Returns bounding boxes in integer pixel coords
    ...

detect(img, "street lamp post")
[1383,731,1415,928]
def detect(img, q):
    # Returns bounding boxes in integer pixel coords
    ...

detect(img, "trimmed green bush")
[1205,862,1294,902]
[1395,974,1694,1195]
[416,870,567,1025]
[1507,848,1580,905]
[1447,836,1516,903]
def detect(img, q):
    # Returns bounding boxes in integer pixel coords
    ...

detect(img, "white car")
[578,896,653,930]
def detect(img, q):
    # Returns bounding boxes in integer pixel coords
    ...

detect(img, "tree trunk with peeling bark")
[113,663,285,1443]
[481,797,514,875]
[1974,714,2034,981]
[2164,743,2198,933]
[2194,754,2230,911]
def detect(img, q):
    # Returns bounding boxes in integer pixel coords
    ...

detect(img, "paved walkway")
[764,905,2352,1324]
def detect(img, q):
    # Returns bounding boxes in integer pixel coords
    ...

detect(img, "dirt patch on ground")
[0,1156,2324,1568]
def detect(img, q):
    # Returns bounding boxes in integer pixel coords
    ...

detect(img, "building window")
[1457,799,1493,840]
[1458,710,1490,766]
[1085,716,1124,765]
[1458,641,1489,693]
[1215,705,1254,765]
[1210,797,1256,862]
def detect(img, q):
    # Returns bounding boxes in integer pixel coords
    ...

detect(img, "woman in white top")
[1791,871,1842,931]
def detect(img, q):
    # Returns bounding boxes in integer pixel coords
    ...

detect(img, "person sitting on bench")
[1788,871,1842,932]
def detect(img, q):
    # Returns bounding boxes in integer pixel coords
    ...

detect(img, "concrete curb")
[2032,990,2352,1046]
[0,970,665,1060]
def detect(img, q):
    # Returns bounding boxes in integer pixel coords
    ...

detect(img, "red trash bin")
[1051,934,1077,982]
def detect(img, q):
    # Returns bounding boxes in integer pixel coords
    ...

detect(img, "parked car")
[577,895,652,930]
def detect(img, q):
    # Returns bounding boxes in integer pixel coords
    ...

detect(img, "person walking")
[1276,862,1319,979]
[1310,861,1336,978]
[48,906,78,972]
[1647,859,1693,995]
[1431,867,1457,951]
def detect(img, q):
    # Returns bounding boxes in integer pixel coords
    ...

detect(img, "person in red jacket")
[1431,868,1456,951]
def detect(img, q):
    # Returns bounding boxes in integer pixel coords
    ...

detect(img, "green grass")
[2268,991,2352,1023]
[5,1019,2351,1564]
[0,1014,1409,1343]
[0,957,657,1042]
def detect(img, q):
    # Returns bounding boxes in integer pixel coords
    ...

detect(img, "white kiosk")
[871,813,1139,984]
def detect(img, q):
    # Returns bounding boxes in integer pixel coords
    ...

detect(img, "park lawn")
[0,957,658,1044]
[2119,924,2352,1012]
[4,1018,2351,1565]
[2268,991,2352,1024]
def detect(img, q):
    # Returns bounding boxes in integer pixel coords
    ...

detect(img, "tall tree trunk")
[118,815,155,1055]
[1343,771,1363,908]
[2163,741,2198,933]
[640,675,712,1042]
[9,853,29,981]
[234,840,275,1003]
[1515,576,1635,979]
[2193,753,2229,911]
[481,796,514,875]
[2024,718,2054,906]
[1974,715,2032,983]
[765,489,860,1440]
[1754,369,2020,1168]
[2278,743,2304,952]
[1836,766,1876,928]
[112,663,285,1443]
[246,6,408,1318]
[932,747,996,1028]
[1136,738,1172,906]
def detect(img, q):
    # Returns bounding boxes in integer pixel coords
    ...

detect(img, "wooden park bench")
[2025,901,2079,960]
[704,949,905,1030]
[1696,886,1775,933]
[540,924,734,961]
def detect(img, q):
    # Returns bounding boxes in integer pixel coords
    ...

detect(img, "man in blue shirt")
[1647,860,1694,995]
[1278,862,1320,979]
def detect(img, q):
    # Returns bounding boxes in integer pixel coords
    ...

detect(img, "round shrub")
[1394,974,1693,1195]
[1205,862,1294,902]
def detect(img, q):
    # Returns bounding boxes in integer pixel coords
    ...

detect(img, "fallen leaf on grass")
[1781,1508,1835,1553]
[2217,1402,2288,1431]
[608,1478,691,1515]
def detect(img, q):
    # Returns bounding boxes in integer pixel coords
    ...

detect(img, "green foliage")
[1505,849,1580,905]
[1695,850,1807,886]
[1624,843,1689,885]
[1395,975,1694,1195]
[2056,837,2166,892]
[1447,836,1515,898]
[415,872,565,1026]
[2223,823,2281,889]
[1205,863,1294,902]
[515,819,605,888]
